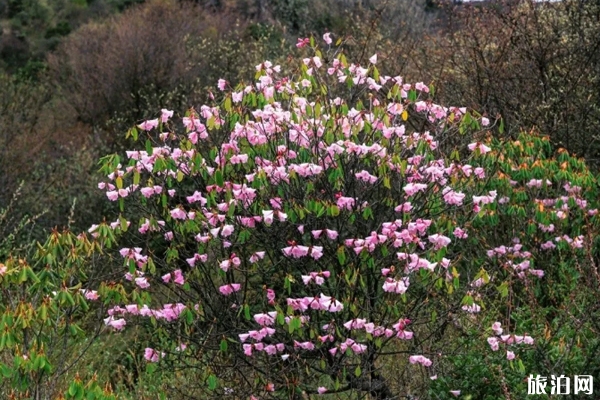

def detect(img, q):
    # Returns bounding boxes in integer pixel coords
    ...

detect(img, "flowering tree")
[80,34,600,399]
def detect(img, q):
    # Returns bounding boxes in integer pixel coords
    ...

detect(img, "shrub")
[82,34,597,399]
[6,29,600,399]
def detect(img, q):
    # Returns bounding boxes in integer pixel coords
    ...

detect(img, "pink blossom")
[170,208,187,220]
[355,170,378,184]
[453,227,468,239]
[138,119,159,131]
[443,188,465,205]
[104,316,126,331]
[369,54,378,64]
[336,196,355,210]
[403,183,427,196]
[492,322,503,335]
[487,337,499,351]
[186,191,207,205]
[450,390,461,397]
[160,109,173,123]
[144,348,160,362]
[468,142,492,154]
[83,290,99,301]
[217,79,227,91]
[262,210,274,225]
[409,355,432,367]
[310,246,324,259]
[296,37,310,48]
[173,269,185,285]
[507,350,515,360]
[415,82,429,93]
[461,303,481,313]
[428,234,451,250]
[106,191,119,201]
[326,229,338,239]
[382,277,409,294]
[135,277,150,289]
[318,387,328,394]
[219,283,241,296]
[319,294,343,312]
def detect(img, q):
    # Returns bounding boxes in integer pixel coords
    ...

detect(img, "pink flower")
[170,208,187,220]
[336,196,355,210]
[249,251,266,263]
[254,311,277,326]
[507,350,515,360]
[135,277,150,289]
[443,188,466,206]
[428,234,451,250]
[461,303,481,313]
[104,316,126,331]
[415,82,429,93]
[492,322,503,335]
[326,229,338,239]
[140,187,155,198]
[450,390,461,397]
[84,290,99,301]
[323,33,332,45]
[262,210,274,225]
[369,54,378,64]
[319,293,343,312]
[138,119,159,131]
[186,191,207,205]
[217,79,227,91]
[160,109,173,123]
[382,278,409,294]
[487,337,499,351]
[481,117,490,126]
[318,387,328,394]
[310,246,324,260]
[403,183,427,196]
[409,355,432,367]
[296,37,310,48]
[219,283,241,296]
[144,348,160,362]
[106,191,119,201]
[173,269,185,285]
[468,142,491,154]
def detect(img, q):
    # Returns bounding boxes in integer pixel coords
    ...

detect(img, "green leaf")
[119,216,128,232]
[208,374,218,390]
[215,170,224,187]
[355,366,362,377]
[329,205,340,217]
[337,247,346,266]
